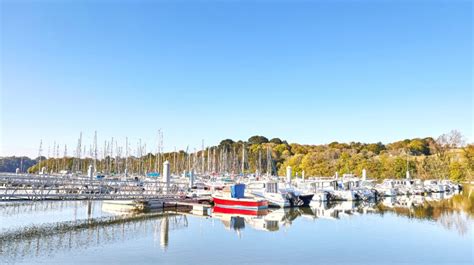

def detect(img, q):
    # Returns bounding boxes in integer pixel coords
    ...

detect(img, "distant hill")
[0,156,38,173]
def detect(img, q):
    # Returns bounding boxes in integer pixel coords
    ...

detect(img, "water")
[1,189,472,265]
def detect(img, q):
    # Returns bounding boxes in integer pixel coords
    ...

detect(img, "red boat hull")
[212,195,268,211]
[213,206,268,216]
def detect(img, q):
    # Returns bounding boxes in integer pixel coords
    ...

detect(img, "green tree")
[449,161,465,182]
[366,142,385,155]
[269,138,283,144]
[408,139,429,155]
[248,136,269,145]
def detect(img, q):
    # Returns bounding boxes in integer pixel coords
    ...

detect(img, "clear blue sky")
[1,0,472,157]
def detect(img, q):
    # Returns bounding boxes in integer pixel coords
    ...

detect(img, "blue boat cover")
[231,184,245,198]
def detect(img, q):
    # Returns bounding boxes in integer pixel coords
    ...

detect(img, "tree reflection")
[373,185,473,236]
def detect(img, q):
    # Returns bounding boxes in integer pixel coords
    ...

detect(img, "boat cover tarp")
[231,184,245,198]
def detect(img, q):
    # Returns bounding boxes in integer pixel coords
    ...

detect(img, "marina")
[0,165,465,205]
[2,1,472,264]
[1,186,472,265]
[1,166,472,264]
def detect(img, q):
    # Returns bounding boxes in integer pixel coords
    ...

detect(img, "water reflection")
[212,188,473,237]
[0,200,115,232]
[375,188,474,236]
[0,186,472,264]
[0,211,188,264]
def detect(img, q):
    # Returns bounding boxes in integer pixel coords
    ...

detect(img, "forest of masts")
[31,131,276,176]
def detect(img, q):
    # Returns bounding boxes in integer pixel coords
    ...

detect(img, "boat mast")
[406,149,410,179]
[158,132,161,174]
[207,146,210,174]
[37,139,43,174]
[148,144,152,173]
[138,139,142,175]
[55,144,59,173]
[73,132,82,173]
[92,131,97,174]
[115,140,120,174]
[158,129,163,174]
[201,140,205,175]
[63,144,67,171]
[125,137,129,177]
[266,146,272,176]
[212,147,216,173]
[223,146,227,173]
[52,141,56,173]
[232,146,236,174]
[173,147,177,174]
[241,143,245,175]
[82,144,86,173]
[103,140,107,174]
[110,137,114,174]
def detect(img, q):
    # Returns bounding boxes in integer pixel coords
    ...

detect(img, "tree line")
[21,130,474,182]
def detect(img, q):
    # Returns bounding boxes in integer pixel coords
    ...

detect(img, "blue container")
[231,184,245,199]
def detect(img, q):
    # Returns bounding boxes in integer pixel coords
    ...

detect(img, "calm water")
[1,189,473,265]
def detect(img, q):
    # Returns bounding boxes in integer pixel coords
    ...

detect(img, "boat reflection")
[1,186,472,263]
[212,186,473,236]
[375,187,473,236]
[211,202,376,233]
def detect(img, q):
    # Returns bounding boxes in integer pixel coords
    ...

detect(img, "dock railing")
[0,173,189,201]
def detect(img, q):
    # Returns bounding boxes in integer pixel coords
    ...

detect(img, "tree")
[270,138,283,144]
[290,144,308,155]
[278,154,304,177]
[300,152,333,177]
[408,139,429,155]
[449,161,465,182]
[248,136,269,145]
[219,139,234,148]
[21,133,467,180]
[366,142,385,155]
[0,156,37,173]
[435,130,466,164]
[463,145,474,180]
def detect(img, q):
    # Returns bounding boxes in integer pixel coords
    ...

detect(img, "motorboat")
[212,184,268,214]
[423,180,446,193]
[246,181,291,208]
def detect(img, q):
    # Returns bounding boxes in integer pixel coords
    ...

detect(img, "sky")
[0,0,472,158]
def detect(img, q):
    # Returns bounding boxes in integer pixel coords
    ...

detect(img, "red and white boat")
[212,193,268,213]
[212,206,269,233]
[213,205,268,216]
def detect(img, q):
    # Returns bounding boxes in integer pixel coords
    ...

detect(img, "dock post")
[160,217,169,250]
[362,169,367,181]
[189,169,194,188]
[286,166,292,184]
[163,161,170,194]
[88,165,93,180]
